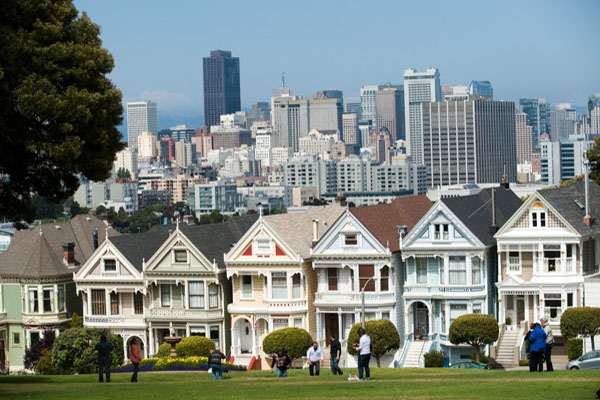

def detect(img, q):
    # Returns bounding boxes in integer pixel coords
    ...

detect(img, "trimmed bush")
[568,338,583,360]
[36,349,62,375]
[347,320,400,367]
[156,336,215,358]
[262,327,313,362]
[470,350,489,364]
[24,329,55,371]
[52,328,123,374]
[449,314,498,362]
[505,317,512,326]
[424,350,444,367]
[561,307,600,350]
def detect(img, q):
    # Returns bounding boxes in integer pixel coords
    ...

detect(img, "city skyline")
[74,0,599,128]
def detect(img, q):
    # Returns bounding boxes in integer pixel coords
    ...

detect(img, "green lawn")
[0,368,598,400]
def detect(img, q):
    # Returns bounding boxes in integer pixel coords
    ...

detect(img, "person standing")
[129,338,142,383]
[209,348,226,381]
[528,322,546,372]
[330,336,343,375]
[270,349,290,378]
[352,328,371,381]
[541,317,554,372]
[95,335,113,383]
[306,341,324,376]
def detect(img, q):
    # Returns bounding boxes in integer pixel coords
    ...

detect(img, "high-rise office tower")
[519,98,551,148]
[515,113,534,164]
[346,102,362,121]
[127,100,157,151]
[247,101,270,128]
[421,99,517,187]
[203,50,241,128]
[375,87,405,142]
[549,103,576,142]
[404,68,441,165]
[342,113,360,146]
[469,81,493,98]
[271,76,297,136]
[360,85,379,124]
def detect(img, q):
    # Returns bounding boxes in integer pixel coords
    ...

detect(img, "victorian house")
[224,204,343,369]
[0,215,114,371]
[493,181,600,366]
[399,186,522,367]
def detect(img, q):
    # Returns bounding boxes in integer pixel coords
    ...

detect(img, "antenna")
[282,72,285,87]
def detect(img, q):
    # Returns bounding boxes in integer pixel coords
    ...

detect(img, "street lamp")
[361,277,378,329]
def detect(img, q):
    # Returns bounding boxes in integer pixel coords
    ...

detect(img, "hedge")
[113,357,247,373]
[423,350,444,367]
[156,336,215,358]
[568,338,583,360]
[262,327,313,362]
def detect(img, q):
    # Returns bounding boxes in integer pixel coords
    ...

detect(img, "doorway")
[516,297,525,325]
[413,302,429,339]
[325,314,339,345]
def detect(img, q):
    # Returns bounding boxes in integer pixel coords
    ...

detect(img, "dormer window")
[344,233,358,246]
[530,202,547,228]
[104,259,116,272]
[174,250,188,263]
[434,224,449,240]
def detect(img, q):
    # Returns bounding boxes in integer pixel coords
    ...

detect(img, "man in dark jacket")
[330,336,343,375]
[209,348,226,381]
[95,335,114,383]
[528,323,546,372]
[270,349,290,377]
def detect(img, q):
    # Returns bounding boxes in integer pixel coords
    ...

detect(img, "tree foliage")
[199,209,228,225]
[117,168,131,179]
[24,330,56,371]
[560,307,600,350]
[0,0,124,223]
[449,314,499,362]
[52,327,123,373]
[347,320,400,367]
[262,327,313,363]
[588,135,600,185]
[70,312,83,328]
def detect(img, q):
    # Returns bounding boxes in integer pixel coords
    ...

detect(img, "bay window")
[43,288,53,313]
[29,288,38,313]
[241,275,253,299]
[416,259,428,284]
[208,284,219,309]
[189,281,205,309]
[161,284,171,307]
[449,256,466,285]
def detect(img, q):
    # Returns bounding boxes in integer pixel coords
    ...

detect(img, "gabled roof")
[349,195,432,252]
[0,215,117,279]
[537,181,600,235]
[441,186,522,246]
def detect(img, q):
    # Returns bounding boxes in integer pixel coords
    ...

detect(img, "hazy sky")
[75,0,600,123]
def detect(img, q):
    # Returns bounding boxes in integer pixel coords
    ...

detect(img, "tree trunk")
[376,356,381,367]
[474,346,480,362]
[592,335,596,351]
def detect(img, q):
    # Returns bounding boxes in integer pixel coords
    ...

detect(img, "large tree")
[449,314,499,362]
[560,307,600,350]
[347,320,400,367]
[0,0,123,224]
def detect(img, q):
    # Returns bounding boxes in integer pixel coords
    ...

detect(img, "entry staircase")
[402,340,430,368]
[494,329,520,368]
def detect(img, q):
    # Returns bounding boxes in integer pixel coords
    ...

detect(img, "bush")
[262,327,313,362]
[449,314,498,362]
[52,328,123,374]
[568,338,583,360]
[423,350,444,367]
[519,359,529,367]
[505,317,512,326]
[561,307,600,350]
[470,350,489,364]
[24,330,56,371]
[347,320,400,367]
[156,336,215,358]
[36,349,62,375]
[70,313,83,328]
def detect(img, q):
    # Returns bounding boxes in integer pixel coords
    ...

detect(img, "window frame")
[91,289,106,315]
[327,268,338,291]
[449,256,467,285]
[12,332,21,347]
[173,249,188,264]
[292,274,301,299]
[508,251,521,274]
[416,259,428,284]
[359,264,375,292]
[344,233,358,246]
[110,292,119,315]
[380,266,390,291]
[28,288,39,313]
[43,288,54,313]
[271,273,287,300]
[103,259,117,272]
[160,284,171,307]
[134,292,144,315]
[57,285,65,312]
[471,258,482,285]
[240,275,253,299]
[255,237,271,255]
[189,281,205,309]
[208,284,219,309]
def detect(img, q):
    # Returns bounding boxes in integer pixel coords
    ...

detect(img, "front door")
[414,303,429,338]
[517,297,525,325]
[325,314,339,345]
[240,320,253,353]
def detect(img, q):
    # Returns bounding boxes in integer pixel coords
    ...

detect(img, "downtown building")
[203,50,241,128]
[540,134,596,186]
[375,87,405,142]
[127,100,157,151]
[519,98,551,148]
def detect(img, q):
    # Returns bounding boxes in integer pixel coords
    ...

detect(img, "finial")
[258,205,263,218]
[105,226,109,240]
[176,216,180,230]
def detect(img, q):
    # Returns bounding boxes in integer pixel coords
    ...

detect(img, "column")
[37,285,43,313]
[466,255,472,286]
[428,303,433,336]
[148,326,154,356]
[497,250,503,283]
[533,294,539,322]
[53,284,59,313]
[560,243,566,274]
[444,256,449,286]
[337,312,342,341]
[87,290,92,316]
[183,280,188,310]
[524,295,529,326]
[266,274,272,301]
[287,273,292,300]
[251,322,257,355]
[105,290,111,316]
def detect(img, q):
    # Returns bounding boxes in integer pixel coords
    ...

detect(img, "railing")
[542,257,573,274]
[404,285,485,294]
[314,292,395,303]
[544,307,563,322]
[84,315,144,325]
[267,299,307,309]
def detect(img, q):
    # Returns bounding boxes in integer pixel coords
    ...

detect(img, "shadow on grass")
[0,376,54,384]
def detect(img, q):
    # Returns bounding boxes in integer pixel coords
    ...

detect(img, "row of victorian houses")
[1,181,599,371]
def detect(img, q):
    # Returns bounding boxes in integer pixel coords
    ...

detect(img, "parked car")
[567,350,600,370]
[449,361,490,370]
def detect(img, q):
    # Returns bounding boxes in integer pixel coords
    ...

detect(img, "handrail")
[417,340,429,368]
[396,341,410,367]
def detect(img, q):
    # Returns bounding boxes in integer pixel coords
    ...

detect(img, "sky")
[75,0,600,129]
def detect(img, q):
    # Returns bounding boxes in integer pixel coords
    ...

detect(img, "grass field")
[1,368,598,399]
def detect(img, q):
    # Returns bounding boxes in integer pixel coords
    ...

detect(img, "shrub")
[568,338,583,360]
[52,328,123,374]
[36,349,62,375]
[470,350,489,364]
[70,313,83,328]
[156,336,215,358]
[561,307,600,350]
[423,350,444,367]
[24,330,55,371]
[505,317,512,326]
[262,327,313,362]
[347,320,400,367]
[519,359,529,367]
[449,314,498,362]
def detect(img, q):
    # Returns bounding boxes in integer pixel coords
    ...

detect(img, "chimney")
[334,192,347,207]
[93,228,98,250]
[312,219,319,243]
[62,242,75,264]
[490,189,498,234]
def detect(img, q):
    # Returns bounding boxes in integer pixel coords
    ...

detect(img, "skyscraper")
[469,81,493,98]
[519,98,551,148]
[515,113,533,164]
[342,113,360,146]
[375,87,404,142]
[127,100,157,151]
[360,85,379,124]
[203,50,241,128]
[404,68,441,165]
[271,76,296,137]
[346,102,362,121]
[549,103,576,142]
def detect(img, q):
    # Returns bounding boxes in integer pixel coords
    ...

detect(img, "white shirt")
[307,346,324,362]
[357,334,371,355]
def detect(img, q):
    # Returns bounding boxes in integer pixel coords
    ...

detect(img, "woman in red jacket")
[129,338,142,383]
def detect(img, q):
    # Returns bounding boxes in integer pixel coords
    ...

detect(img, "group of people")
[525,317,554,372]
[95,335,142,383]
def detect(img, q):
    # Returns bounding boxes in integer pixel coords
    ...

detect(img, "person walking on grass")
[95,335,113,383]
[528,322,546,372]
[129,337,142,383]
[270,349,291,378]
[330,336,343,375]
[306,341,324,376]
[352,327,371,381]
[541,317,554,372]
[209,348,226,381]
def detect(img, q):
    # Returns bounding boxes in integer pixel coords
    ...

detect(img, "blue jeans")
[358,354,370,380]
[275,367,287,377]
[330,359,343,375]
[210,364,223,380]
[98,359,111,382]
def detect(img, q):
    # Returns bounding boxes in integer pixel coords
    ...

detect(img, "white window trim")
[507,251,522,275]
[172,248,189,264]
[343,232,359,247]
[102,257,118,273]
[161,284,172,308]
[254,237,271,255]
[240,275,254,300]
[416,259,428,285]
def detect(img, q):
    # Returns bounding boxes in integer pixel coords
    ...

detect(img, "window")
[359,265,375,292]
[241,275,253,299]
[104,259,116,272]
[345,233,358,246]
[380,266,389,291]
[190,326,206,337]
[161,284,171,307]
[450,304,467,324]
[189,282,204,309]
[174,250,187,263]
[57,285,65,312]
[441,305,446,332]
[382,312,390,320]
[92,289,106,315]
[272,273,287,299]
[449,256,466,285]
[210,326,220,349]
[473,303,482,314]
[471,258,481,284]
[13,332,20,347]
[540,212,546,227]
[208,284,219,309]
[292,274,301,299]
[294,318,303,329]
[29,288,38,313]
[434,224,449,240]
[416,259,428,284]
[43,288,53,313]
[439,259,445,285]
[532,213,538,227]
[134,292,144,314]
[508,252,520,273]
[328,268,338,291]
[256,238,271,254]
[110,292,119,315]
[273,319,288,331]
[567,292,573,307]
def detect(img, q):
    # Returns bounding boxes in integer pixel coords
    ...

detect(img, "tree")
[70,312,83,328]
[449,314,499,362]
[347,320,400,367]
[117,168,131,179]
[69,201,88,217]
[0,0,124,224]
[32,194,64,220]
[588,135,600,184]
[24,330,56,371]
[199,209,228,225]
[560,307,600,350]
[262,327,313,363]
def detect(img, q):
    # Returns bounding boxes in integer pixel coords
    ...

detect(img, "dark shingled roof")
[442,186,522,246]
[109,214,259,271]
[537,180,600,235]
